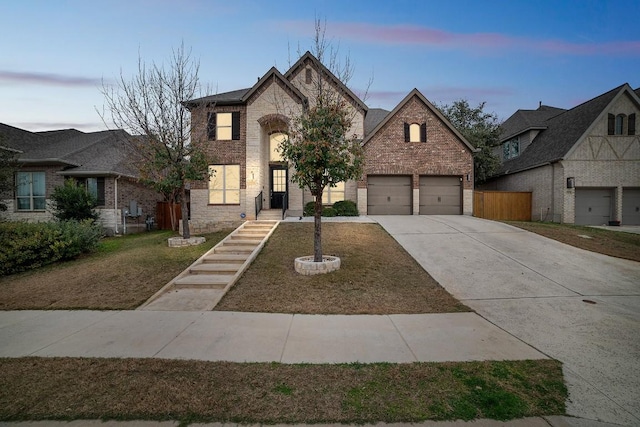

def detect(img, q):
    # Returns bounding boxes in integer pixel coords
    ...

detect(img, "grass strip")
[1,357,566,424]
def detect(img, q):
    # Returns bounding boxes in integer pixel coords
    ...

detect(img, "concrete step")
[223,239,259,246]
[173,274,234,288]
[229,233,264,240]
[202,254,249,263]
[213,246,254,254]
[190,263,240,274]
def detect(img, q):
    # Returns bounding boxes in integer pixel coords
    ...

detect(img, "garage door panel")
[367,176,412,215]
[575,188,613,225]
[419,176,461,215]
[622,188,640,225]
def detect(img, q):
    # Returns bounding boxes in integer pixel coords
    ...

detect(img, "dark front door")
[270,165,287,209]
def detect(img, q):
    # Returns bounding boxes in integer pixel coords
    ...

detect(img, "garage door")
[367,175,412,215]
[622,188,640,225]
[419,176,461,215]
[575,188,613,225]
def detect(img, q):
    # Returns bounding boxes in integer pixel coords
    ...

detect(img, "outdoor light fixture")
[567,177,575,189]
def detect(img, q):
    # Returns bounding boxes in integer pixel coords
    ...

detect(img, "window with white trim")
[209,165,240,204]
[16,171,46,211]
[322,181,345,204]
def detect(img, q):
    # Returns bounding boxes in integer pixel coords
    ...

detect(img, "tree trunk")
[180,185,190,239]
[314,193,322,262]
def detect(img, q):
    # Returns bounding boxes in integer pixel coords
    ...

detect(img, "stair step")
[223,240,259,246]
[190,264,240,274]
[230,233,264,239]
[202,254,249,263]
[214,246,254,254]
[173,274,233,288]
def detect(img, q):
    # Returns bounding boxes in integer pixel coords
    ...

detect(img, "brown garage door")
[419,176,461,215]
[575,188,613,225]
[367,175,412,215]
[622,188,640,225]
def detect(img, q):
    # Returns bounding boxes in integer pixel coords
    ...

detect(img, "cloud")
[280,21,640,56]
[0,70,103,87]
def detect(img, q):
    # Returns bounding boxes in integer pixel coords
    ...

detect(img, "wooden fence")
[156,202,182,230]
[474,191,532,221]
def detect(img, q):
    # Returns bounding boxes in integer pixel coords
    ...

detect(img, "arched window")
[269,132,287,162]
[615,114,626,135]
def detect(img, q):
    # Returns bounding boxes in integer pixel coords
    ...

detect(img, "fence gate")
[474,191,531,221]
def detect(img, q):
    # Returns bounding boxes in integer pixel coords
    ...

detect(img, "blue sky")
[1,0,639,132]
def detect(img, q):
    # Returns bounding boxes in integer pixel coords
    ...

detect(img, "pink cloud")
[280,21,640,56]
[0,70,103,87]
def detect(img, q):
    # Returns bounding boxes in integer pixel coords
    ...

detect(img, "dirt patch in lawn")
[215,222,468,314]
[0,357,566,424]
[505,221,640,263]
[0,230,230,310]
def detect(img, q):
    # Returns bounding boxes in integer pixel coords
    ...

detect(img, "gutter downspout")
[114,175,120,234]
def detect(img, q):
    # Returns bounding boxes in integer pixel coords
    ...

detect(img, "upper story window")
[608,113,636,136]
[207,111,240,141]
[16,171,46,211]
[404,122,427,142]
[269,132,287,162]
[502,137,520,160]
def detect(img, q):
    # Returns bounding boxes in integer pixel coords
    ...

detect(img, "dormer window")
[404,122,427,142]
[503,137,520,160]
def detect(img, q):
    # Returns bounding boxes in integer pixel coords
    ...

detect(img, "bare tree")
[99,43,211,238]
[279,19,368,262]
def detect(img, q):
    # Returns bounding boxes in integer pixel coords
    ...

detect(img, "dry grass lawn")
[505,221,640,262]
[216,222,468,314]
[0,357,567,424]
[0,230,230,310]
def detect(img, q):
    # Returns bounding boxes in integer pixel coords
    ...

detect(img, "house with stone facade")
[0,123,162,234]
[482,83,640,225]
[184,52,475,232]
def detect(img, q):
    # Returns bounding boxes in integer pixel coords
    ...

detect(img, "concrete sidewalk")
[0,310,544,362]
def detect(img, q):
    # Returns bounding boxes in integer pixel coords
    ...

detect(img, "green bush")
[333,200,359,216]
[0,220,102,276]
[322,206,337,217]
[303,201,316,217]
[50,179,98,222]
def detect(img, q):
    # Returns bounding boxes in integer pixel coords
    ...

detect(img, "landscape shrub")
[321,206,337,217]
[332,200,359,216]
[0,220,102,276]
[303,201,316,216]
[50,179,99,222]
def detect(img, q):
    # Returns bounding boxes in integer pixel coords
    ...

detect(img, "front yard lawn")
[216,222,468,314]
[0,230,230,310]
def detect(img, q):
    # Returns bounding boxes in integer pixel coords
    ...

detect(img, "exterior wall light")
[567,177,575,189]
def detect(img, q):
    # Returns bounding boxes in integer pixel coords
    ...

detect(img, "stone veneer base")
[168,236,206,247]
[294,256,341,275]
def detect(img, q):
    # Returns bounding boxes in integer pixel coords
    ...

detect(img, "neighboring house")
[482,83,640,225]
[185,52,475,232]
[0,123,162,234]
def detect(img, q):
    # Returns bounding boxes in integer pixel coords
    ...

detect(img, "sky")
[1,0,639,132]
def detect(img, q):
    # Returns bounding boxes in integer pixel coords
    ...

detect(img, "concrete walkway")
[372,215,640,427]
[0,310,544,363]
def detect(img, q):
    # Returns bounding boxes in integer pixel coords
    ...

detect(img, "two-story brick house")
[185,52,475,231]
[483,83,640,225]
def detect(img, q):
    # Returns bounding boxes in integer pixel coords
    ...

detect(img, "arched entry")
[268,132,288,209]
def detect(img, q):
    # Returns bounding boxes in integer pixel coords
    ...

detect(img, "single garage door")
[367,175,412,215]
[622,188,640,225]
[575,188,613,225]
[419,176,461,215]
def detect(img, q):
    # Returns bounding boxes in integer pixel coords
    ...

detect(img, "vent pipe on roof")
[539,101,542,108]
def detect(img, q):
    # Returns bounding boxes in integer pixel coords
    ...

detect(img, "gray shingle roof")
[498,84,626,175]
[364,108,389,136]
[186,88,251,107]
[0,123,137,177]
[499,105,566,141]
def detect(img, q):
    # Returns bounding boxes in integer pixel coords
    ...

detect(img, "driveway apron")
[373,215,640,426]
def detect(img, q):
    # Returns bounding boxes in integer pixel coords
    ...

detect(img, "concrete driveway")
[373,215,640,426]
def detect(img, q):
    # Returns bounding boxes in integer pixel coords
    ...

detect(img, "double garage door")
[367,175,461,215]
[575,188,640,225]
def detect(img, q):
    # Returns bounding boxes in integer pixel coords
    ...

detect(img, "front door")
[270,165,287,209]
